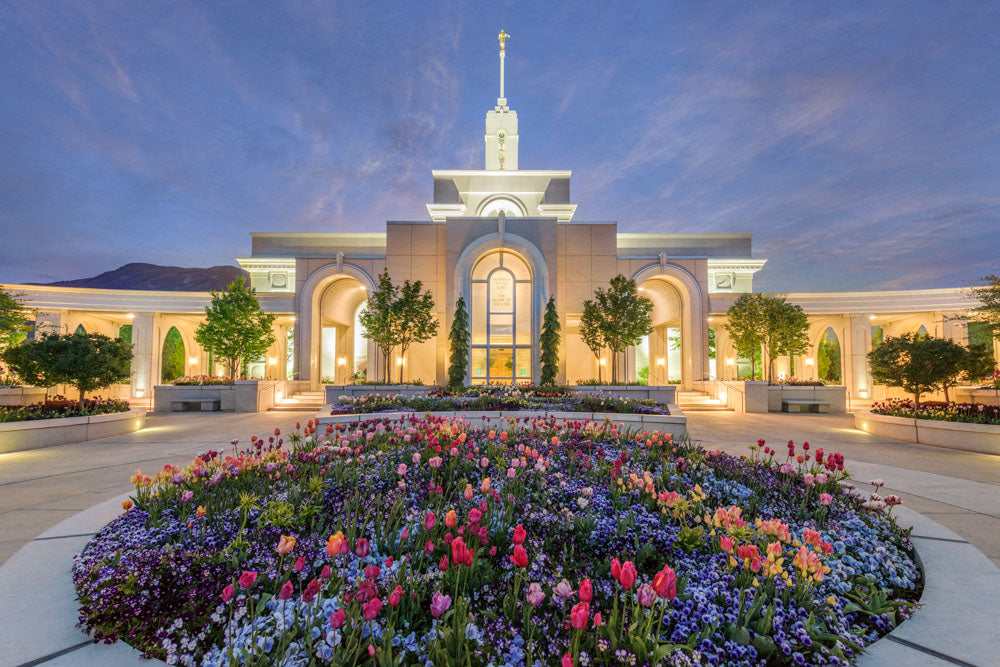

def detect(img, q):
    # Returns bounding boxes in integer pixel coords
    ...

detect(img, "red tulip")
[389,585,403,607]
[294,556,305,572]
[451,537,472,567]
[652,565,677,600]
[512,524,526,545]
[220,585,234,603]
[562,653,574,667]
[321,565,332,580]
[610,557,621,581]
[579,578,593,603]
[303,578,321,603]
[438,554,450,572]
[570,600,590,629]
[355,537,370,557]
[424,512,436,531]
[277,581,294,600]
[593,612,603,627]
[238,570,257,589]
[364,564,380,580]
[362,597,382,620]
[510,544,528,568]
[329,608,346,629]
[619,561,637,590]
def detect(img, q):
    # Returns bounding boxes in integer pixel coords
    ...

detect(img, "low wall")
[0,387,48,407]
[855,410,1000,456]
[699,381,845,413]
[953,387,1000,407]
[0,409,146,455]
[153,380,286,413]
[325,385,432,403]
[317,407,688,440]
[571,385,677,405]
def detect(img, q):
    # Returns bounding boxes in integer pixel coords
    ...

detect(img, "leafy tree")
[725,294,766,380]
[817,331,841,383]
[960,342,996,387]
[593,275,653,384]
[2,331,132,402]
[194,277,276,381]
[869,333,964,408]
[161,327,185,383]
[966,274,1000,341]
[359,270,398,383]
[393,279,438,383]
[0,287,29,352]
[761,296,810,383]
[540,296,560,386]
[447,296,470,390]
[579,300,607,383]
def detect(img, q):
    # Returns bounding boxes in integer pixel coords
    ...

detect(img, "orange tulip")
[277,534,296,555]
[121,500,133,511]
[196,505,207,518]
[326,531,345,556]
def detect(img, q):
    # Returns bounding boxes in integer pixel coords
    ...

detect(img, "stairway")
[676,390,732,413]
[270,390,327,412]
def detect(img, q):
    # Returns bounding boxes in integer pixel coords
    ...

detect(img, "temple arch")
[816,327,842,384]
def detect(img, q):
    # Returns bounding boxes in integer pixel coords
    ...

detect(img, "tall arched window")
[469,250,532,384]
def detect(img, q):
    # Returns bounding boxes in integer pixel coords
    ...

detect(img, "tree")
[393,279,438,383]
[0,287,29,352]
[194,277,276,381]
[725,294,766,380]
[540,296,560,386]
[447,296,470,390]
[869,333,964,409]
[579,300,606,382]
[960,342,996,387]
[966,274,1000,342]
[2,331,132,402]
[593,275,653,384]
[359,270,398,383]
[161,327,185,383]
[761,296,810,383]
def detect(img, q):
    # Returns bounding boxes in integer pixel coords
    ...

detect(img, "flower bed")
[173,375,242,386]
[871,398,1000,426]
[73,418,918,666]
[330,388,671,416]
[0,397,130,423]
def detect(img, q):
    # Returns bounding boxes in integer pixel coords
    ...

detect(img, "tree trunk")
[398,346,406,384]
[596,352,602,383]
[914,392,921,411]
[79,386,85,404]
[943,385,950,403]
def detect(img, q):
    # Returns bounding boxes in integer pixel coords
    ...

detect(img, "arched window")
[478,198,524,218]
[469,250,532,384]
[161,326,185,383]
[915,325,928,341]
[353,303,368,380]
[817,327,841,384]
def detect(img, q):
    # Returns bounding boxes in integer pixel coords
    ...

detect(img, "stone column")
[848,315,872,398]
[34,309,66,337]
[942,316,967,345]
[130,313,158,399]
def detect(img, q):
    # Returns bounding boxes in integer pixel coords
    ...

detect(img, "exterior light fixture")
[656,357,665,366]
[135,389,145,398]
[396,358,404,366]
[126,313,135,320]
[599,358,607,366]
[188,357,198,365]
[267,357,277,365]
[869,315,876,321]
[725,358,735,366]
[859,390,869,399]
[805,358,814,366]
[707,317,714,322]
[290,316,296,322]
[719,390,727,401]
[338,357,346,366]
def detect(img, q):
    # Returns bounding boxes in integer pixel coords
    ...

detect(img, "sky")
[1,0,998,291]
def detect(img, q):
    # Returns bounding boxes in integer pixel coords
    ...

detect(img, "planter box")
[766,385,847,413]
[0,408,146,454]
[153,381,286,414]
[855,410,1000,456]
[0,387,49,407]
[711,381,846,413]
[571,385,677,405]
[953,387,1000,407]
[326,385,432,403]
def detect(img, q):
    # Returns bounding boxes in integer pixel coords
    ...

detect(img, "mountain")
[39,263,250,292]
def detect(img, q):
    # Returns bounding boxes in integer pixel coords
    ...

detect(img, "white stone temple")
[2,32,992,403]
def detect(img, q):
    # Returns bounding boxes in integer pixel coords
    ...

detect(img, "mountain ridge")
[38,263,250,292]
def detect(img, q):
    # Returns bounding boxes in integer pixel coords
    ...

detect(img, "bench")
[170,399,221,412]
[781,399,830,413]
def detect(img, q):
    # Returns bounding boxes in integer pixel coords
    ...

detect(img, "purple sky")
[1,1,998,291]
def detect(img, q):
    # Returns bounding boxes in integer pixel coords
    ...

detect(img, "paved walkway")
[686,411,1000,570]
[0,411,316,566]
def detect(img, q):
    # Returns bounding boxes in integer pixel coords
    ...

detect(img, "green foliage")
[160,327,185,383]
[393,279,438,384]
[817,329,841,384]
[1,331,132,402]
[869,333,964,408]
[118,324,132,348]
[539,296,560,386]
[962,342,997,385]
[359,270,399,383]
[726,294,809,382]
[590,275,654,384]
[0,287,29,352]
[195,277,276,381]
[967,275,1000,341]
[579,299,607,381]
[447,296,470,390]
[725,294,766,380]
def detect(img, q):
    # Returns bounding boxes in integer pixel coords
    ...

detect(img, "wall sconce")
[719,390,727,401]
[337,357,346,366]
[805,358,814,366]
[135,389,145,398]
[599,358,607,366]
[707,317,714,322]
[188,357,198,365]
[126,313,135,320]
[267,357,277,366]
[858,390,869,399]
[868,315,876,321]
[396,358,404,366]
[656,357,665,366]
[725,358,735,366]
[290,316,296,322]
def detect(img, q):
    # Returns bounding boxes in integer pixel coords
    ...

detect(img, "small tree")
[0,287,29,352]
[448,296,470,390]
[961,342,996,387]
[2,331,132,402]
[966,274,1000,342]
[594,275,653,384]
[194,277,276,381]
[393,279,438,383]
[539,296,560,386]
[359,270,398,383]
[579,299,606,382]
[761,296,810,383]
[869,333,964,408]
[725,294,766,380]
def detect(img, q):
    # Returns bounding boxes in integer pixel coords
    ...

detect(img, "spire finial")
[497,29,510,106]
[498,29,510,55]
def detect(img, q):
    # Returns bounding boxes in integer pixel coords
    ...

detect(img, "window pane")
[516,347,531,381]
[489,270,514,313]
[490,314,513,345]
[472,253,500,280]
[489,348,513,379]
[515,283,531,344]
[471,348,487,381]
[470,283,487,345]
[503,252,531,281]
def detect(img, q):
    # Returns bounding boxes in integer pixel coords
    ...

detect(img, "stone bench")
[170,399,221,412]
[781,398,830,413]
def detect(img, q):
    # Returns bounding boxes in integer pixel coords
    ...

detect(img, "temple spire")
[485,29,518,170]
[497,29,510,108]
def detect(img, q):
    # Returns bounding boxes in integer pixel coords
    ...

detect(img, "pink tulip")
[362,597,382,620]
[525,582,546,606]
[424,512,437,531]
[430,590,451,618]
[220,585,234,603]
[553,579,574,599]
[294,556,305,572]
[302,578,321,603]
[389,585,403,607]
[238,570,257,589]
[638,583,656,607]
[570,600,590,629]
[329,608,346,629]
[277,581,294,600]
[652,565,677,600]
[355,537,370,557]
[562,653,574,667]
[579,579,593,602]
[819,493,833,505]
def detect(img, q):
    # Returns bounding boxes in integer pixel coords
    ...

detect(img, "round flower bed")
[73,419,918,666]
[872,397,1000,425]
[330,388,670,416]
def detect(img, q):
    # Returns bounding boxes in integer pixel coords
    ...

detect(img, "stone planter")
[571,385,677,405]
[0,387,49,407]
[855,410,1000,456]
[711,381,846,413]
[953,387,1000,407]
[153,380,286,414]
[325,385,432,403]
[0,408,146,454]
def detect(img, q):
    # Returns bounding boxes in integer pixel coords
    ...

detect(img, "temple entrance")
[469,249,532,384]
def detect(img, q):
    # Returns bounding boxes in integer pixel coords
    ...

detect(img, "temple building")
[2,35,992,404]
